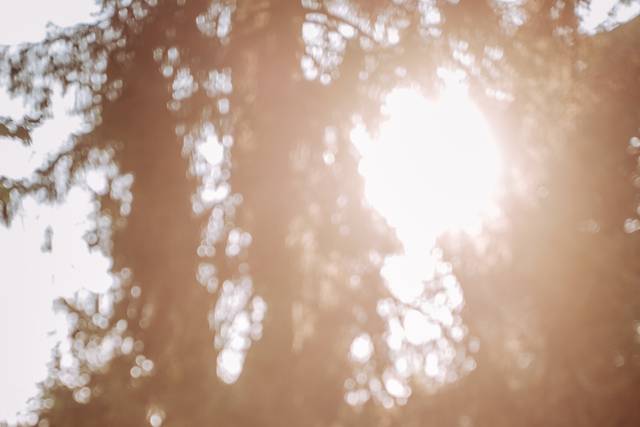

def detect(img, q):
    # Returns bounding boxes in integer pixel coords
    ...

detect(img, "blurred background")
[1,0,640,426]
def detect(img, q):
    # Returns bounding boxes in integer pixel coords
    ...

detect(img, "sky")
[0,0,638,424]
[0,1,103,424]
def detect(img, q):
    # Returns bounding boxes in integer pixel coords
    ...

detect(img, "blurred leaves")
[2,1,640,426]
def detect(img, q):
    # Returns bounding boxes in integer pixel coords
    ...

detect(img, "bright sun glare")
[347,80,501,398]
[353,80,502,303]
[354,83,502,252]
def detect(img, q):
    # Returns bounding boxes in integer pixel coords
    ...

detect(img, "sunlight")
[349,79,502,399]
[354,82,502,252]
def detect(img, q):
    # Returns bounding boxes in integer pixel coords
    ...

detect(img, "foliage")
[1,0,640,426]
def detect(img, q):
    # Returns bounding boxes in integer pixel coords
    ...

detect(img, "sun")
[352,82,502,252]
[346,81,501,401]
[349,80,503,383]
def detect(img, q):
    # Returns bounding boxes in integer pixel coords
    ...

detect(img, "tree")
[1,0,640,426]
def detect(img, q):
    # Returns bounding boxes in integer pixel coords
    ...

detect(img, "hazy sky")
[0,1,103,424]
[0,0,638,424]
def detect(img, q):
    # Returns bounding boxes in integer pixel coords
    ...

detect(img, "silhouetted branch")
[0,114,44,145]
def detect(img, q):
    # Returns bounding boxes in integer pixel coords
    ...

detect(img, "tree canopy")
[2,0,640,426]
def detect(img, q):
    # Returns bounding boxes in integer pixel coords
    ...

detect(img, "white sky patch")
[197,133,224,166]
[0,89,84,180]
[0,1,100,423]
[0,189,112,425]
[0,0,100,45]
[579,0,640,33]
[403,310,442,346]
